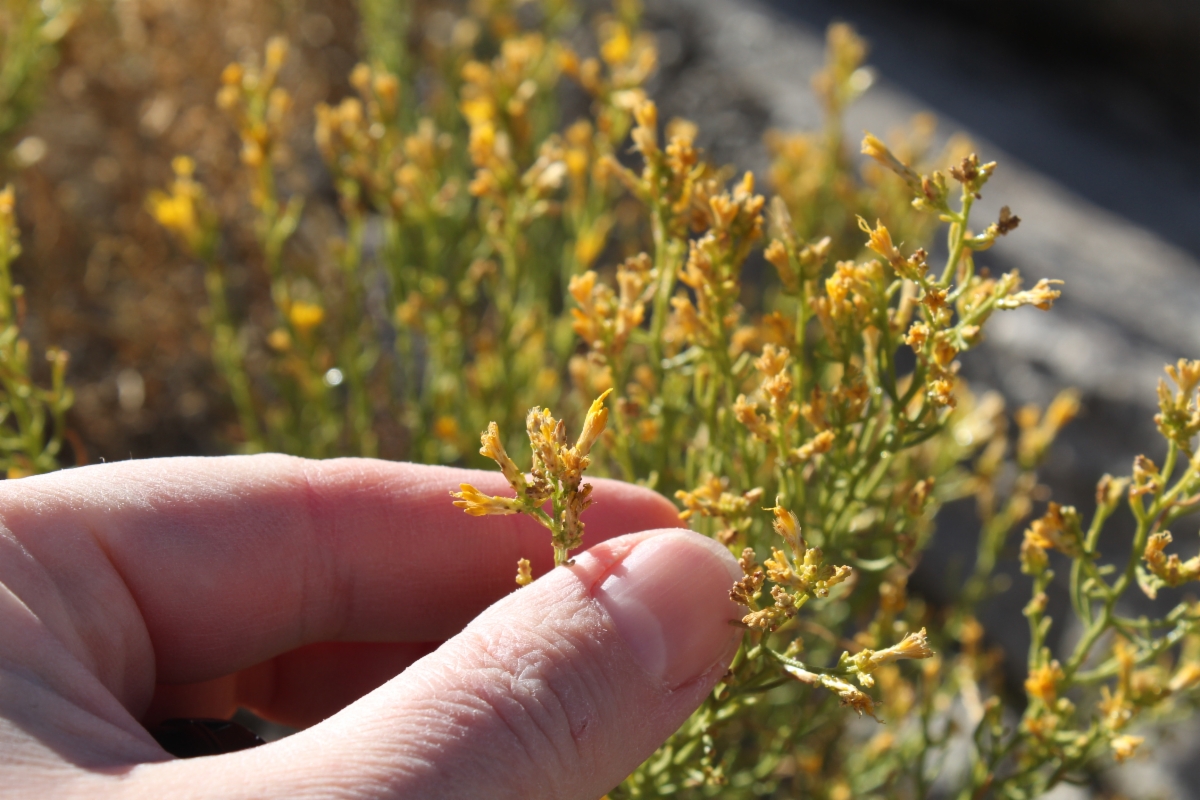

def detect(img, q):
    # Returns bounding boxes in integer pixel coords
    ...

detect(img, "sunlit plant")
[5,0,1185,796]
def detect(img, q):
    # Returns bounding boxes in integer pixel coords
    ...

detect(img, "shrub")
[5,0,1200,796]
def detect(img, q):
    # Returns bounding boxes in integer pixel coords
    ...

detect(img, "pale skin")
[0,455,742,798]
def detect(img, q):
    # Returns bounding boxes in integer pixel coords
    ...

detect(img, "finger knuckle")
[448,615,614,790]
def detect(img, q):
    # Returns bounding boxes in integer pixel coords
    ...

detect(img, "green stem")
[940,194,974,288]
[648,204,679,379]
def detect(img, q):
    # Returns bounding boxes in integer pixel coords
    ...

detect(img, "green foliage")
[22,0,1199,796]
[0,0,79,476]
[0,185,72,477]
[0,0,77,142]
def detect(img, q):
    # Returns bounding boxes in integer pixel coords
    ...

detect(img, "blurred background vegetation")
[4,0,364,463]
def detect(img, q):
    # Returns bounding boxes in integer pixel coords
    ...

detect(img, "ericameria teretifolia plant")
[458,100,1095,794]
[453,389,612,573]
[134,0,1200,795]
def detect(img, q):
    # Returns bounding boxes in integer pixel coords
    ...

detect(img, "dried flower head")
[786,665,879,720]
[1140,531,1200,598]
[1110,734,1144,763]
[996,278,1064,311]
[1156,359,1200,448]
[452,391,612,566]
[1025,661,1064,705]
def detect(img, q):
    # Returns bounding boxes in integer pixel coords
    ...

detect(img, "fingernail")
[593,531,742,689]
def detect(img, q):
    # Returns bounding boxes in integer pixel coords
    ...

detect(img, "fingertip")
[581,530,741,689]
[569,528,740,589]
[165,528,742,800]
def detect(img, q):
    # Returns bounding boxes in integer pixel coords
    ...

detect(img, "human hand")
[0,455,741,798]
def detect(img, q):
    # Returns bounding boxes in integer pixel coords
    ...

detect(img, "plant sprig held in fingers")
[453,390,613,579]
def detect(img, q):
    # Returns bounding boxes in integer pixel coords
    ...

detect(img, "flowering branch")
[452,390,613,577]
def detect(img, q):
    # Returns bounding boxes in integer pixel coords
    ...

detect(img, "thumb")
[145,529,743,799]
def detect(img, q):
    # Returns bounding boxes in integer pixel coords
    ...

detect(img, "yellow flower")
[1169,662,1200,693]
[149,193,196,239]
[1110,734,1143,763]
[795,430,835,462]
[395,294,423,328]
[631,100,658,156]
[479,421,525,491]
[904,322,930,351]
[575,388,612,458]
[1143,531,1200,591]
[574,225,609,269]
[267,329,291,351]
[764,547,797,587]
[1025,661,1064,704]
[434,416,460,442]
[565,146,589,178]
[764,238,791,281]
[171,155,196,177]
[851,629,935,686]
[264,36,289,73]
[288,302,325,334]
[600,23,632,65]
[454,392,611,566]
[734,394,772,442]
[770,505,802,551]
[450,483,523,517]
[220,62,243,87]
[858,216,903,267]
[860,133,920,188]
[755,344,790,377]
[349,62,372,92]
[996,278,1064,311]
[786,666,878,719]
[467,120,498,166]
[1166,358,1200,397]
[870,629,934,665]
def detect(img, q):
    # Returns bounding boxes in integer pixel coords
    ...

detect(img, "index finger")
[0,455,681,705]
